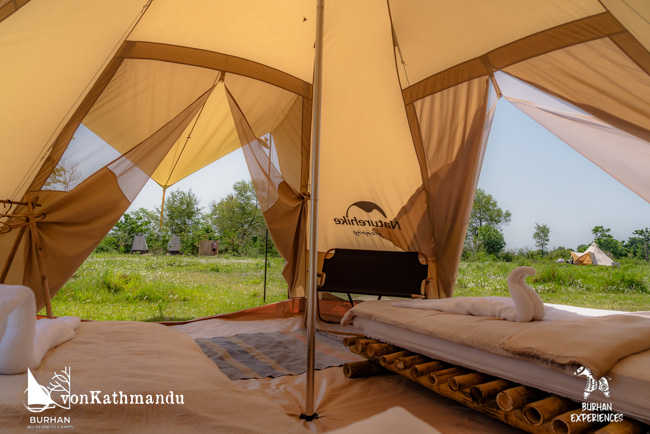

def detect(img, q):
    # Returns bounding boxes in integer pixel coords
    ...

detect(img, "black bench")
[317,248,430,322]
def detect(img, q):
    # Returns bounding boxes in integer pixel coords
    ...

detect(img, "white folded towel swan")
[393,266,545,322]
[0,285,80,375]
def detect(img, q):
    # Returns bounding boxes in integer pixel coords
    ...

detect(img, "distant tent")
[571,243,614,266]
[131,234,148,254]
[167,235,180,255]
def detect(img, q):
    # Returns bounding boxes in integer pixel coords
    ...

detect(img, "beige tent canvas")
[571,242,615,266]
[1,0,649,312]
[1,1,650,431]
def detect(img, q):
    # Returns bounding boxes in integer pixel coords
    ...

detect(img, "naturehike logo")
[571,365,623,423]
[334,201,401,237]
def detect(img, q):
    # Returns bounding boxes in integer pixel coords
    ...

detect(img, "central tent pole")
[300,0,325,422]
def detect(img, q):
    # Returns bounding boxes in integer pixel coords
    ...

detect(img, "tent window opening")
[42,124,120,192]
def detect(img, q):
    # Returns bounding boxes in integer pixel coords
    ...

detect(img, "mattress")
[346,301,650,424]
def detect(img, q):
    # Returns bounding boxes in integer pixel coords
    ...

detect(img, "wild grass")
[42,253,287,321]
[42,253,649,321]
[455,259,649,311]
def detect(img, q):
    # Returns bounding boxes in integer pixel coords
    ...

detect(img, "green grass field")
[455,260,649,312]
[43,254,288,321]
[41,253,649,321]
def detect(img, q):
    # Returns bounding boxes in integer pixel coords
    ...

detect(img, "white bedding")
[345,301,650,424]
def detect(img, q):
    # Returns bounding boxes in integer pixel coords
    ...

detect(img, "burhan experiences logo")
[571,365,623,423]
[334,201,401,238]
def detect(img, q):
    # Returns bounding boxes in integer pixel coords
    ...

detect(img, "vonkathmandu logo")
[334,201,401,237]
[24,366,184,429]
[571,365,624,423]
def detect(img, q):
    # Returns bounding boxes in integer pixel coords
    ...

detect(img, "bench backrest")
[319,248,428,298]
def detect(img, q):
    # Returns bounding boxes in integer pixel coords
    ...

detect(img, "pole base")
[299,412,320,421]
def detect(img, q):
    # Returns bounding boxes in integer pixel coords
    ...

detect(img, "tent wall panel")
[378,77,495,297]
[226,87,307,295]
[6,86,216,309]
[0,0,148,202]
[317,0,424,254]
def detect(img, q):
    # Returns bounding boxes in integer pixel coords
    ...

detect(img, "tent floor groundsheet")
[172,311,522,433]
[0,320,308,433]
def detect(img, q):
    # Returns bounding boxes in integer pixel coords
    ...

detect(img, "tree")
[466,189,511,252]
[591,225,624,258]
[477,225,506,256]
[630,228,650,262]
[206,180,273,256]
[532,223,550,256]
[108,208,159,253]
[159,189,203,254]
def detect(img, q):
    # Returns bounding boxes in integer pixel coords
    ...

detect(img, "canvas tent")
[1,0,650,312]
[571,242,615,266]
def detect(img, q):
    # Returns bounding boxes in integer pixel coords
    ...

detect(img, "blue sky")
[128,98,650,250]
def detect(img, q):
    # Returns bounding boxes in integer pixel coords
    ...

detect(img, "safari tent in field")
[1,0,650,432]
[571,242,616,266]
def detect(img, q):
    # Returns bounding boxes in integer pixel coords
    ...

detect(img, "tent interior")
[1,0,650,432]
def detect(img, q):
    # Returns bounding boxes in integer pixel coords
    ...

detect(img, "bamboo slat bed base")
[343,337,647,434]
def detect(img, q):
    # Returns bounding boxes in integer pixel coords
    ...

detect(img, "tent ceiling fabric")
[389,0,606,88]
[1,0,650,307]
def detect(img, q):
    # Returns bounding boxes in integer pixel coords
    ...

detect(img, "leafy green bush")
[478,225,505,255]
[548,247,571,261]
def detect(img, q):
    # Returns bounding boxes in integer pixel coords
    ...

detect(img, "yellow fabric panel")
[224,74,299,139]
[0,0,147,202]
[151,83,241,187]
[317,0,423,253]
[83,59,219,155]
[602,0,650,52]
[0,0,29,23]
[389,0,605,88]
[127,0,315,84]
